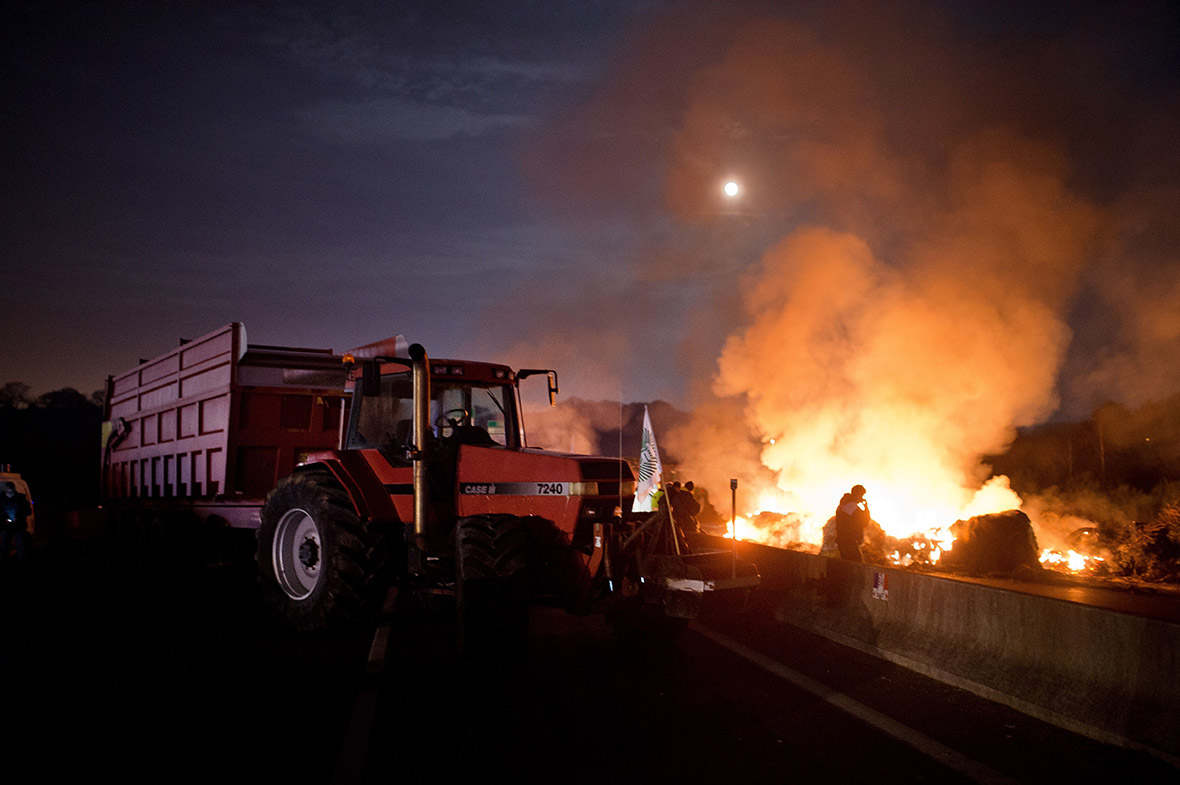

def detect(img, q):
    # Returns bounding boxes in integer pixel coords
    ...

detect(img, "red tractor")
[257,335,758,644]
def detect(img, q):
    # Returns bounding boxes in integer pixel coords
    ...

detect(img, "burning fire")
[718,476,1106,575]
[1039,548,1103,573]
[721,476,1018,552]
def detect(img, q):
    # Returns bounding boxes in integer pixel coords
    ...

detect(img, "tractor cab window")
[431,382,515,447]
[347,372,415,459]
[346,371,519,457]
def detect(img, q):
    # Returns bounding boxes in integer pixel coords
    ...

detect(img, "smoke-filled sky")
[4,0,1179,449]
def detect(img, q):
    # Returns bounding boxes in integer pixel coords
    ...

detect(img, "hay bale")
[940,510,1041,574]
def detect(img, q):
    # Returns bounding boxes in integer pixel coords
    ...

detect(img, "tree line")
[0,381,105,518]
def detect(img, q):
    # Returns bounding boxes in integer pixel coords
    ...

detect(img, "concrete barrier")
[719,538,1180,763]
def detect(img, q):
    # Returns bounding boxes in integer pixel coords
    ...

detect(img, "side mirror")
[518,369,560,407]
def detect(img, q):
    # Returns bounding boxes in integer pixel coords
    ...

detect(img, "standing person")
[661,482,681,518]
[672,481,702,535]
[834,484,870,562]
[651,482,668,513]
[1,482,32,561]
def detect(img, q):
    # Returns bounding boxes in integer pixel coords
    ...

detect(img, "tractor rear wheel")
[455,513,528,654]
[258,467,385,631]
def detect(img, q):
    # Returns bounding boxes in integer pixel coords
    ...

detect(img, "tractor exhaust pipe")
[409,343,430,547]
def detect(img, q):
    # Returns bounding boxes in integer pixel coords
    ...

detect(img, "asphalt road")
[4,536,369,783]
[3,538,1177,784]
[352,598,1177,785]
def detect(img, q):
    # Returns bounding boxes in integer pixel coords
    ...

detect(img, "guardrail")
[715,537,1180,763]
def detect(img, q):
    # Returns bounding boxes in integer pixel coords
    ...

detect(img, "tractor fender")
[296,454,400,526]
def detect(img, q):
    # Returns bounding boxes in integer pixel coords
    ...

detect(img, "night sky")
[4,1,1179,420]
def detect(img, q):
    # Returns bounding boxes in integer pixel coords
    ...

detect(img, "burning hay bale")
[939,510,1041,575]
[745,511,819,551]
[820,515,889,563]
[889,533,947,568]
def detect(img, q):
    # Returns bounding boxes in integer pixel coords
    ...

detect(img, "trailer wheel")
[455,513,528,654]
[258,467,384,631]
[110,509,148,573]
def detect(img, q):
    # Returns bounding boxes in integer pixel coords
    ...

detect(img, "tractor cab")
[345,360,522,462]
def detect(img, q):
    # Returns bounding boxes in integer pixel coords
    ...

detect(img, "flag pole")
[730,478,738,577]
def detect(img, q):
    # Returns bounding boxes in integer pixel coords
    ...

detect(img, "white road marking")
[692,624,1021,785]
[366,625,390,674]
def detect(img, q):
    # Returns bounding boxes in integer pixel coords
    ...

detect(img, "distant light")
[723,181,740,197]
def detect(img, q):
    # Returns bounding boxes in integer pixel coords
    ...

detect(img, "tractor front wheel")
[258,467,384,631]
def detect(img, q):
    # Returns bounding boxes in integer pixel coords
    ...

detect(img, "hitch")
[613,507,761,620]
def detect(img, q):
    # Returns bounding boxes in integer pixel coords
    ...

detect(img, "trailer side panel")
[103,323,349,527]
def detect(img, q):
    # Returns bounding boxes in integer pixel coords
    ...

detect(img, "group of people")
[668,480,701,534]
[1,481,32,561]
[649,477,872,560]
[653,479,703,534]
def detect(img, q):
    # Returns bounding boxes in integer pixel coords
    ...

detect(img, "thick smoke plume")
[655,5,1106,531]
[697,133,1101,531]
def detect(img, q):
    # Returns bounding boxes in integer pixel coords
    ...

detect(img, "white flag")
[632,405,664,512]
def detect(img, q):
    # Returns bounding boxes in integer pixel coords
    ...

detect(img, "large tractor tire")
[258,467,386,631]
[455,513,528,654]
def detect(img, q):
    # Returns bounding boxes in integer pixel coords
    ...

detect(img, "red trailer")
[103,323,349,530]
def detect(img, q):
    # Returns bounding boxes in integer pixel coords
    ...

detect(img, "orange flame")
[717,475,1101,574]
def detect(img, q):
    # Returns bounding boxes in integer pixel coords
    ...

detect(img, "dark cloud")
[2,1,660,396]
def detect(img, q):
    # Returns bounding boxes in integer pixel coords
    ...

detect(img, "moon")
[723,181,740,197]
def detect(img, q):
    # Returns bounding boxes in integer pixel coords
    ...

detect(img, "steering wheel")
[436,408,470,437]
